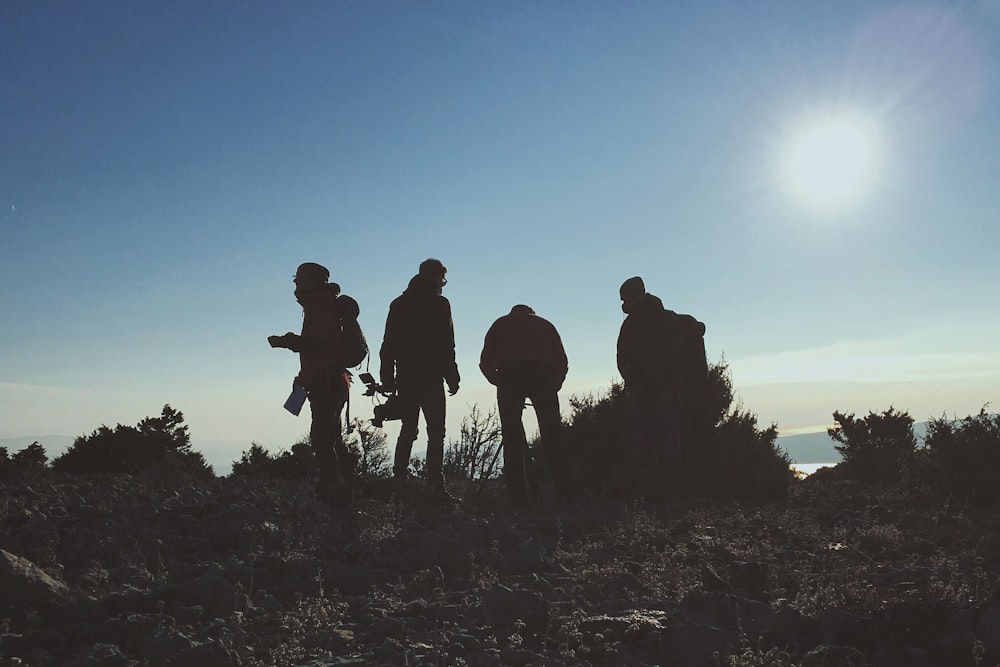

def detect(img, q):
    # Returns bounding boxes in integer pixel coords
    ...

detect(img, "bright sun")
[780,113,881,214]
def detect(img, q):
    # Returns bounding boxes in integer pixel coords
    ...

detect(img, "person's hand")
[447,381,459,396]
[268,332,295,349]
[380,379,396,395]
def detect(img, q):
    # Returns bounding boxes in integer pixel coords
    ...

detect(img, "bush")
[231,419,390,480]
[559,362,791,501]
[51,405,213,477]
[685,409,790,500]
[828,407,916,483]
[13,442,48,475]
[920,408,1000,503]
[444,404,503,481]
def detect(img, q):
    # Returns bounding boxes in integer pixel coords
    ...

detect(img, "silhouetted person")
[268,262,355,507]
[480,305,569,505]
[380,258,461,501]
[617,276,707,496]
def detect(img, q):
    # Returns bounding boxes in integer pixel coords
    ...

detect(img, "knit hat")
[619,276,646,302]
[295,262,330,283]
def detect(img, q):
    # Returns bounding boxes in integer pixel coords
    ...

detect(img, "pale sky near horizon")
[2,2,998,472]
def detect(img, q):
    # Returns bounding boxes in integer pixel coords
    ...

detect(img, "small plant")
[443,404,503,480]
[828,407,916,483]
[920,408,1000,503]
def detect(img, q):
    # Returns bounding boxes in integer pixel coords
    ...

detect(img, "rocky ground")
[2,469,1000,666]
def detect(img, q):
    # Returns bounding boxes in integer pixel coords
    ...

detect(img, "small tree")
[921,408,1000,503]
[828,407,917,483]
[344,418,391,478]
[444,404,503,480]
[12,442,48,475]
[52,405,213,477]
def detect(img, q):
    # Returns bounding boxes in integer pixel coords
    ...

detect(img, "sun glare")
[780,114,881,214]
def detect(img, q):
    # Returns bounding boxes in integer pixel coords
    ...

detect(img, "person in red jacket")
[268,262,353,506]
[480,304,569,504]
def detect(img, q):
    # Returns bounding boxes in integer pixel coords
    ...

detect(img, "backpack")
[336,294,369,368]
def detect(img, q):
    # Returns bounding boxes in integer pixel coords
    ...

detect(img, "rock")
[0,548,71,607]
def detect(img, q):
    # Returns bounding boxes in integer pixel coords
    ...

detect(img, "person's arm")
[379,308,398,391]
[441,299,460,394]
[479,323,500,386]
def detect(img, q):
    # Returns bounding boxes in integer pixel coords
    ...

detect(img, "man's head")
[619,276,646,304]
[419,258,448,292]
[294,262,330,290]
[510,304,535,315]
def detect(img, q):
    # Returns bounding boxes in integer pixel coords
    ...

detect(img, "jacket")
[380,274,460,387]
[617,292,706,392]
[284,283,348,391]
[479,306,568,388]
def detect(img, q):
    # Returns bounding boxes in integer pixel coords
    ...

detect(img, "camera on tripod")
[359,373,403,428]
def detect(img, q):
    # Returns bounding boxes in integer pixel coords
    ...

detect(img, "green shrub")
[51,405,213,477]
[231,419,390,479]
[684,409,790,501]
[1,442,50,480]
[920,408,1000,503]
[828,407,916,483]
[559,362,791,501]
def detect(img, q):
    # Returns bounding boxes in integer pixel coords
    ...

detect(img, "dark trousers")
[307,371,351,484]
[394,377,447,486]
[495,361,563,502]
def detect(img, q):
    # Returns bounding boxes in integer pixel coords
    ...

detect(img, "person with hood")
[379,258,461,501]
[268,262,355,506]
[480,305,569,504]
[616,276,707,493]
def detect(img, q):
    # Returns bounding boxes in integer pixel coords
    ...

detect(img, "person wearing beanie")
[616,276,708,498]
[379,258,461,503]
[268,262,354,507]
[480,304,569,505]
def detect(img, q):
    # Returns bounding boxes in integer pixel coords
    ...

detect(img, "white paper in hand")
[283,385,307,416]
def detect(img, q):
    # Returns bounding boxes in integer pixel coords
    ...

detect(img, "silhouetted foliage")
[560,381,629,496]
[559,362,791,500]
[684,409,789,500]
[231,419,390,479]
[12,442,48,476]
[444,404,503,480]
[51,405,213,477]
[828,407,916,483]
[346,418,391,478]
[919,408,1000,503]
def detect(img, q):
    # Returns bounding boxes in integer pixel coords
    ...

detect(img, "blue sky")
[2,2,998,471]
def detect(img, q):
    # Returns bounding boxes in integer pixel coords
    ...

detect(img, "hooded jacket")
[288,282,347,390]
[380,274,460,387]
[617,292,706,392]
[479,306,568,387]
